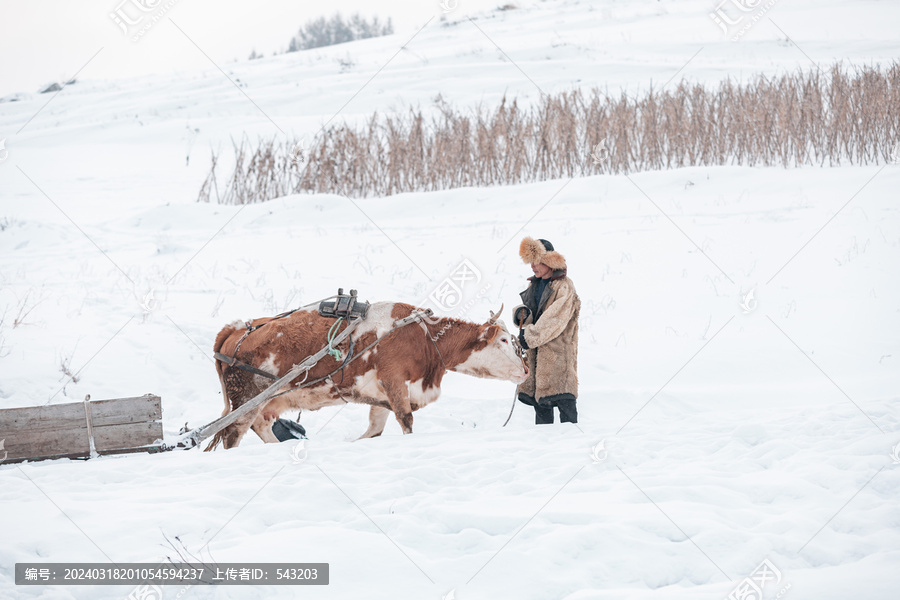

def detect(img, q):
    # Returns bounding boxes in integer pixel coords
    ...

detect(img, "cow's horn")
[488,303,504,324]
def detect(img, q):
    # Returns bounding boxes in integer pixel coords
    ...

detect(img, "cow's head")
[453,304,528,384]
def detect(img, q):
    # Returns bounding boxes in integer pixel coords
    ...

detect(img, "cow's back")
[218,302,416,386]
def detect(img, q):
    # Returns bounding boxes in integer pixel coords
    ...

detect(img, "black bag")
[272,418,307,441]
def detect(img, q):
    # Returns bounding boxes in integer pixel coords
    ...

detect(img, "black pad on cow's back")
[319,289,370,320]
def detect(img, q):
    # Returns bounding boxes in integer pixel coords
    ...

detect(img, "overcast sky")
[0,0,508,97]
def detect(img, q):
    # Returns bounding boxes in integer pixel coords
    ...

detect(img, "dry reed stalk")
[199,62,899,204]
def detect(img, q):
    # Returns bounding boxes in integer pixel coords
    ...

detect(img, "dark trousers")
[534,398,578,424]
[520,393,577,424]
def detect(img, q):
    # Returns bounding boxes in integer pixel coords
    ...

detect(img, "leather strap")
[213,352,279,380]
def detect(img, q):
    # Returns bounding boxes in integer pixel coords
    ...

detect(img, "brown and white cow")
[206,302,528,450]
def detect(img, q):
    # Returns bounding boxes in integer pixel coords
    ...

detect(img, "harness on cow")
[319,289,370,320]
[212,288,437,401]
[213,288,371,381]
[266,304,439,402]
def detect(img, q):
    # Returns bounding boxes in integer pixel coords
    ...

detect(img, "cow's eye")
[501,338,508,343]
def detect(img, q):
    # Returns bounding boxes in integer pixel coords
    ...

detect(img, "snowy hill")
[1,0,899,599]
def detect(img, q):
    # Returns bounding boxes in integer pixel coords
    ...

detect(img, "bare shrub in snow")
[12,288,44,329]
[58,351,80,385]
[0,310,10,359]
[200,61,900,202]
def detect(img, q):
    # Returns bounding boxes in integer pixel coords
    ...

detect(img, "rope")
[326,318,344,362]
[420,321,447,370]
[502,385,520,427]
[503,335,528,427]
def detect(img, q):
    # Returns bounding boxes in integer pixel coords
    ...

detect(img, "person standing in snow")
[512,237,581,424]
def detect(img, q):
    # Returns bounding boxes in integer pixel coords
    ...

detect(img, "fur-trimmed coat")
[513,273,580,403]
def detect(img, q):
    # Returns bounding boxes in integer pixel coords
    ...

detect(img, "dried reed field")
[198,62,899,203]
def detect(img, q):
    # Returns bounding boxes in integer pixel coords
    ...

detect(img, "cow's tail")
[205,430,225,452]
[205,323,240,452]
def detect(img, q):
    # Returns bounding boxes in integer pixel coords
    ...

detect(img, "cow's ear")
[480,324,501,343]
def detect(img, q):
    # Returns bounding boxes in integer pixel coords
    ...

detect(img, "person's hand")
[513,306,531,328]
[518,330,529,350]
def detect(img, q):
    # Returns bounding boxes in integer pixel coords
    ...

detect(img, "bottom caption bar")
[16,563,329,585]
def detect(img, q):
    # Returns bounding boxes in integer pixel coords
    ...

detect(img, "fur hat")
[519,237,566,271]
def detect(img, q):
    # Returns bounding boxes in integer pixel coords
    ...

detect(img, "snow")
[1,0,900,599]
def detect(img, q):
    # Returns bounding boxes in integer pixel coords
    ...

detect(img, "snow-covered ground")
[1,1,899,599]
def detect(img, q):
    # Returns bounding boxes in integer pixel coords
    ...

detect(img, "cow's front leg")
[381,379,413,434]
[250,407,281,444]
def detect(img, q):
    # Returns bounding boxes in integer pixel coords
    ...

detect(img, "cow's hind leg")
[208,366,261,450]
[217,389,267,450]
[358,405,391,440]
[217,421,250,449]
[219,406,265,449]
